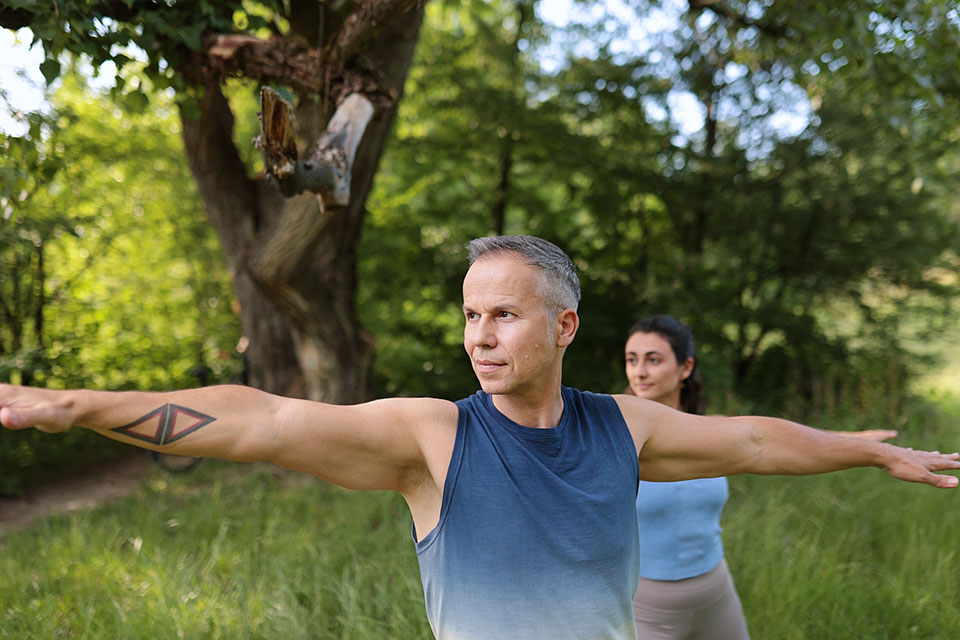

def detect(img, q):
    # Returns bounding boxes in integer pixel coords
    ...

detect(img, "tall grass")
[724,395,960,639]
[725,472,960,639]
[0,463,431,639]
[2,399,959,639]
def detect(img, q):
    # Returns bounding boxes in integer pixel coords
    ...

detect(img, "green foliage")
[724,393,960,637]
[0,73,243,494]
[3,399,960,638]
[6,72,245,389]
[0,462,431,638]
[363,0,960,414]
[16,0,283,94]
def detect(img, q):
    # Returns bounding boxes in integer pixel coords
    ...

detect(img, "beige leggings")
[633,560,750,640]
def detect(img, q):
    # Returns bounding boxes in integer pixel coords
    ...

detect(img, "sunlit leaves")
[364,0,959,415]
[10,0,287,97]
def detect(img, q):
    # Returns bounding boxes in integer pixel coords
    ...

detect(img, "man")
[2,235,957,639]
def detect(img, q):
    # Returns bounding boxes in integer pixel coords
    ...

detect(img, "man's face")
[462,254,561,396]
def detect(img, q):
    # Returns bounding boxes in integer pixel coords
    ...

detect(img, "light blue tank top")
[415,387,640,639]
[635,476,728,580]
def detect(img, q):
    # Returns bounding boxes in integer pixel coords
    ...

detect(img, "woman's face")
[624,331,693,410]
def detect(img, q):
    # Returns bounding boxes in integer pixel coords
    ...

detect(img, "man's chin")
[476,378,512,395]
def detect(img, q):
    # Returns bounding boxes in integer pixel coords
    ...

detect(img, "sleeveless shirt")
[635,476,728,580]
[414,387,640,639]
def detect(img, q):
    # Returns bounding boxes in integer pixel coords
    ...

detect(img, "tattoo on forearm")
[111,404,216,446]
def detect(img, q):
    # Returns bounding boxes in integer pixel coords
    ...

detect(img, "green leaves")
[2,0,957,417]
[6,0,286,95]
[362,0,960,414]
[38,58,60,85]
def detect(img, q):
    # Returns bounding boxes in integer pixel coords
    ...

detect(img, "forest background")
[2,0,958,491]
[2,1,960,638]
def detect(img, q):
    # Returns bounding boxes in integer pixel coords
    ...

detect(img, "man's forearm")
[7,384,282,462]
[738,416,958,487]
[742,416,876,472]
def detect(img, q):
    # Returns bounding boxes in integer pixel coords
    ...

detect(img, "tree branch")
[688,0,791,39]
[245,193,335,329]
[255,87,374,205]
[325,0,423,69]
[205,34,327,94]
[201,32,398,109]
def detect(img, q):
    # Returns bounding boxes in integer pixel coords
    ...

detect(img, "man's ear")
[556,309,580,348]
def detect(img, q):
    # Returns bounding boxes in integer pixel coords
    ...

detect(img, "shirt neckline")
[477,387,571,440]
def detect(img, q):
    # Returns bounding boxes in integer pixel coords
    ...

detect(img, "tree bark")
[179,3,426,402]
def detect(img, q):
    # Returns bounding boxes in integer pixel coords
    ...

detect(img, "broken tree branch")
[255,87,374,206]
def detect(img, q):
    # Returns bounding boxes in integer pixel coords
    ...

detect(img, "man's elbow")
[731,431,766,475]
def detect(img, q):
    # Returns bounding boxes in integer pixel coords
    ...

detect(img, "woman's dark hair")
[627,315,705,415]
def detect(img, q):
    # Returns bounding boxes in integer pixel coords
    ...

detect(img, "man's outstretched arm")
[0,383,456,493]
[615,395,960,488]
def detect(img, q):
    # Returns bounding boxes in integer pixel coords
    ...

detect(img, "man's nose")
[472,316,497,348]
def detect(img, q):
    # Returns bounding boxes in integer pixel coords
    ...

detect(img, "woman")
[625,314,895,640]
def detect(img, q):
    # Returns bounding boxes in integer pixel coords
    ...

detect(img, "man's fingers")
[0,406,32,429]
[887,449,960,487]
[932,456,960,471]
[0,404,67,432]
[0,407,20,429]
[933,474,959,489]
[918,451,960,487]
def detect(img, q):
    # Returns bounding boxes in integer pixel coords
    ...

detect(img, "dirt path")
[0,455,156,536]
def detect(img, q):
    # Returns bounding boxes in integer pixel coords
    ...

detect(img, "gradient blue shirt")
[415,387,640,639]
[635,476,728,580]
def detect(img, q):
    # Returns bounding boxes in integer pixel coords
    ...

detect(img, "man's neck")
[491,384,565,429]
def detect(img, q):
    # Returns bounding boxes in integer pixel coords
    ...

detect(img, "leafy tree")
[362,0,960,418]
[0,72,249,493]
[2,0,957,418]
[0,0,427,402]
[0,107,64,386]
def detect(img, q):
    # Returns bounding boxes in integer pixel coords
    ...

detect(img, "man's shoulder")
[609,393,663,419]
[366,396,459,429]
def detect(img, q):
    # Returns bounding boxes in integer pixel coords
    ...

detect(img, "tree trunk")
[179,4,426,402]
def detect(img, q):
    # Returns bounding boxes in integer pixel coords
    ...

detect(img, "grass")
[2,398,960,639]
[0,463,431,639]
[725,394,960,639]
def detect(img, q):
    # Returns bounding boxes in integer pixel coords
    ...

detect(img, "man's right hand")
[0,384,76,433]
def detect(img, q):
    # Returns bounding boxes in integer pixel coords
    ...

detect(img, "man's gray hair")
[467,235,581,313]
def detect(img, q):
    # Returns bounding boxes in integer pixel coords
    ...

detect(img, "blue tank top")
[635,477,728,580]
[415,387,640,639]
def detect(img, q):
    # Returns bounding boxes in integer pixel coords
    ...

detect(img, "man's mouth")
[475,359,504,373]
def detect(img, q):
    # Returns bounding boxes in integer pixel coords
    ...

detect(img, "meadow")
[2,397,959,639]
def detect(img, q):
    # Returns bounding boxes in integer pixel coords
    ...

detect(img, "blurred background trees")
[1,0,958,491]
[361,0,960,415]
